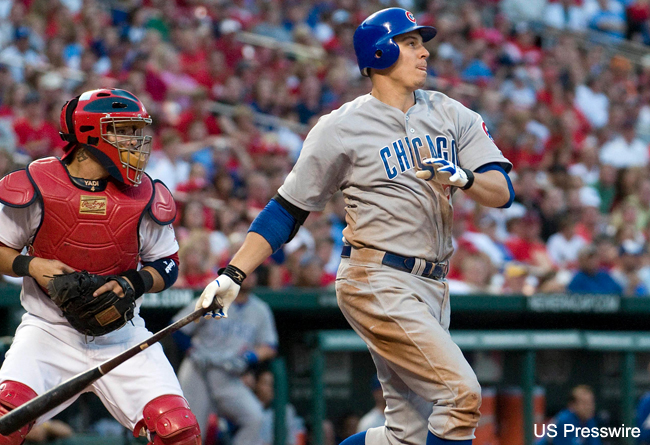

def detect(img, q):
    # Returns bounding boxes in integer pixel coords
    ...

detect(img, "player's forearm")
[463,170,510,208]
[254,345,278,362]
[0,246,22,277]
[229,232,273,276]
[142,266,165,293]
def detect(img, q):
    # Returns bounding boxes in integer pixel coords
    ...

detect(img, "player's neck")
[370,84,416,114]
[66,147,110,181]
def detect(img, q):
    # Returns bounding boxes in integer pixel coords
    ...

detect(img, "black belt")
[341,245,448,280]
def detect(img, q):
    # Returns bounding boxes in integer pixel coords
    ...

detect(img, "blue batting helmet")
[353,8,437,77]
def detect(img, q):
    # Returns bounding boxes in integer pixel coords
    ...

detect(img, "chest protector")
[28,158,154,275]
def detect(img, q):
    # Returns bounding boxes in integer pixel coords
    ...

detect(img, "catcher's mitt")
[47,270,136,337]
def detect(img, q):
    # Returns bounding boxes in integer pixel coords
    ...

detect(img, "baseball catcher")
[0,88,200,445]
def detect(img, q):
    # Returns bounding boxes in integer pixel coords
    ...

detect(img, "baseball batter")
[0,89,201,445]
[173,271,278,444]
[196,8,514,445]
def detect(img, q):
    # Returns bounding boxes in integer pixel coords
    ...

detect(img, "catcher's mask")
[59,88,152,185]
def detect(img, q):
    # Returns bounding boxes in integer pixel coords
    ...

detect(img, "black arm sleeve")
[273,193,310,225]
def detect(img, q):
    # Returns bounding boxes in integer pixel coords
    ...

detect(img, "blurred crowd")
[1,0,650,296]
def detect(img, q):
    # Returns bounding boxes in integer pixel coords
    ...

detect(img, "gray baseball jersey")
[176,294,278,367]
[279,89,512,443]
[174,294,278,445]
[279,90,510,263]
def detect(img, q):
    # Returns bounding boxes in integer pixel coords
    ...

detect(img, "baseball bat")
[0,303,217,436]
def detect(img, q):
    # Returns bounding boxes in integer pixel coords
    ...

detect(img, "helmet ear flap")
[372,37,401,70]
[59,97,79,143]
[361,37,400,76]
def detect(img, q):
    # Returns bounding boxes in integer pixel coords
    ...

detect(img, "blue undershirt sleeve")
[475,162,515,208]
[249,198,297,253]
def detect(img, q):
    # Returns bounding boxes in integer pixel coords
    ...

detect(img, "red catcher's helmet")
[59,88,152,185]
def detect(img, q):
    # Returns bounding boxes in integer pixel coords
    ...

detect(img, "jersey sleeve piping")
[467,158,513,173]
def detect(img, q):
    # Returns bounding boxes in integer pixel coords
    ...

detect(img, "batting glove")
[221,350,259,376]
[416,157,474,190]
[196,275,240,319]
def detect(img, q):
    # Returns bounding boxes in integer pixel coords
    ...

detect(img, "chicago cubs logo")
[80,195,107,215]
[379,134,458,181]
[482,122,494,142]
[406,11,416,23]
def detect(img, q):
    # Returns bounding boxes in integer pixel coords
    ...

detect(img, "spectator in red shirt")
[176,230,216,289]
[295,254,329,287]
[505,22,542,65]
[178,28,211,85]
[158,46,201,102]
[203,50,231,95]
[315,236,337,286]
[175,88,221,141]
[137,48,168,102]
[213,19,246,69]
[626,0,650,42]
[506,211,555,274]
[512,131,545,170]
[246,171,272,215]
[13,92,64,160]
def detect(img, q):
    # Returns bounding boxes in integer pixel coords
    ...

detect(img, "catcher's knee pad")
[0,381,38,445]
[134,395,201,445]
